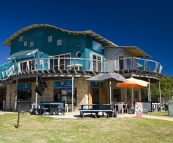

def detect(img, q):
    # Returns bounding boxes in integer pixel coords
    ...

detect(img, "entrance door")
[0,89,5,109]
[92,88,100,104]
[113,89,121,102]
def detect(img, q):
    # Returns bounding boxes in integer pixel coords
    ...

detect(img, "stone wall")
[5,78,90,111]
[5,84,16,110]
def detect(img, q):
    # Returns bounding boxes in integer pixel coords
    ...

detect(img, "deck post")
[15,79,18,111]
[35,76,38,108]
[159,81,162,112]
[72,75,74,112]
[109,80,111,104]
[148,78,151,101]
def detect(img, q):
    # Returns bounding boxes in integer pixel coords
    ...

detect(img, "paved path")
[1,110,173,121]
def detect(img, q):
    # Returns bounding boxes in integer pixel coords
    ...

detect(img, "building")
[0,24,162,111]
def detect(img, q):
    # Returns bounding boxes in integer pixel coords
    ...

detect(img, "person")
[110,98,117,117]
[111,98,116,110]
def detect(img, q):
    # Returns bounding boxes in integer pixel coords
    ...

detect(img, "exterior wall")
[5,78,90,111]
[74,78,89,111]
[5,84,16,110]
[104,47,135,71]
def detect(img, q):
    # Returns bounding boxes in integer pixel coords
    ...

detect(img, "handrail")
[0,56,162,80]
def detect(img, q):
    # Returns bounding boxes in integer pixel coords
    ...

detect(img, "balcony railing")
[0,57,162,80]
[105,57,162,73]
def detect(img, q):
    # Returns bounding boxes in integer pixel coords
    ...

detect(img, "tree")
[141,76,173,102]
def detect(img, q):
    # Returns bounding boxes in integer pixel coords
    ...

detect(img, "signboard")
[92,41,102,53]
[16,101,31,112]
[135,102,143,118]
[54,80,72,88]
[143,102,152,112]
[18,83,31,91]
[90,81,103,88]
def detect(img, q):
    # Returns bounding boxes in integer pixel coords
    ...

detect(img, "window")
[54,87,77,106]
[24,41,27,46]
[29,60,35,70]
[57,39,62,46]
[20,62,28,72]
[93,54,102,72]
[30,41,34,47]
[49,53,71,70]
[48,36,52,42]
[19,36,23,41]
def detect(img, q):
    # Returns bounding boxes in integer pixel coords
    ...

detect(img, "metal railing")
[0,57,162,80]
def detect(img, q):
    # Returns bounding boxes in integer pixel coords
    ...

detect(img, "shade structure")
[86,73,128,82]
[117,83,144,88]
[116,77,149,109]
[125,77,149,87]
[86,73,128,103]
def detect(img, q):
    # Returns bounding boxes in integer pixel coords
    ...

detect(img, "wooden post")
[15,112,20,128]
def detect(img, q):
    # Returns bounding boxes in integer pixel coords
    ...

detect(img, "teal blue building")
[0,24,162,111]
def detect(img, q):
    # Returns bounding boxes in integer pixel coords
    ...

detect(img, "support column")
[35,76,38,108]
[131,85,134,107]
[109,80,112,104]
[10,82,12,110]
[72,76,74,112]
[159,81,162,112]
[15,79,18,111]
[148,78,151,101]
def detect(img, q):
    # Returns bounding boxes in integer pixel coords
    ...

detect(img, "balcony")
[0,57,162,81]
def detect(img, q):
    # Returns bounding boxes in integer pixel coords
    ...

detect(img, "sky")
[0,0,173,76]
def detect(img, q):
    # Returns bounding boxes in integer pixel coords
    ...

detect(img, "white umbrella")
[117,77,149,109]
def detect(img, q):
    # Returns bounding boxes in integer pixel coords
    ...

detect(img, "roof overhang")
[3,24,117,47]
[105,46,150,58]
[8,49,38,59]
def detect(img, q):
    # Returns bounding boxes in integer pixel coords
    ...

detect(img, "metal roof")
[106,46,151,58]
[3,24,117,47]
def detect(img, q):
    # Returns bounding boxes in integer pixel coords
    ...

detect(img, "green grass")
[147,111,170,117]
[0,113,173,143]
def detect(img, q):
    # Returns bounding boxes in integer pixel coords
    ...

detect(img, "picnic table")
[79,104,115,118]
[31,102,65,115]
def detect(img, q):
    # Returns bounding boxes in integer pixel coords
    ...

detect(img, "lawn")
[0,113,173,143]
[147,111,169,117]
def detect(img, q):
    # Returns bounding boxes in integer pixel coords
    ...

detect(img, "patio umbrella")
[86,73,128,103]
[117,77,149,107]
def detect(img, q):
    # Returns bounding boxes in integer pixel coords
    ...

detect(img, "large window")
[54,88,77,106]
[20,60,35,72]
[93,54,102,72]
[20,62,27,72]
[49,53,70,70]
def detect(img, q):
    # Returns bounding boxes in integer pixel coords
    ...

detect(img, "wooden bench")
[79,109,114,118]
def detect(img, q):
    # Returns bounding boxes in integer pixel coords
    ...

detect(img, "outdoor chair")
[118,104,124,114]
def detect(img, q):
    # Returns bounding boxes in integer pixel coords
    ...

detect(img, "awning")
[118,46,150,58]
[7,49,38,60]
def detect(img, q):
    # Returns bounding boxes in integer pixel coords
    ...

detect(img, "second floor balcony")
[0,57,162,81]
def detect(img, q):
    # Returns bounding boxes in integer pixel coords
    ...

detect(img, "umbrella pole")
[131,85,134,109]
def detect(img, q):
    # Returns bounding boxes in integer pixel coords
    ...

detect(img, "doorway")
[113,89,121,102]
[17,90,32,101]
[119,55,124,70]
[92,88,100,104]
[0,89,5,109]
